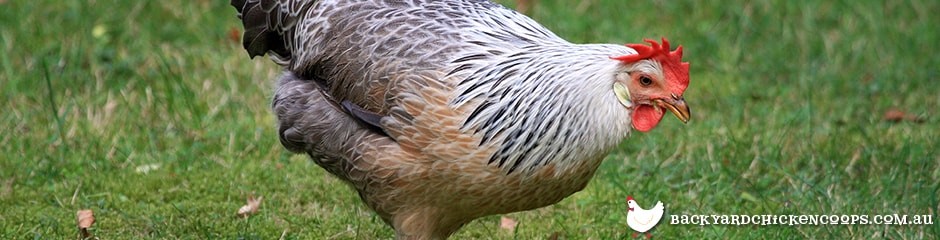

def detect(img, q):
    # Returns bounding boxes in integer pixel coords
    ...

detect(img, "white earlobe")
[613,82,633,108]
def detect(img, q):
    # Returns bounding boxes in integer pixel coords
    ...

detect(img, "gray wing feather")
[231,0,566,111]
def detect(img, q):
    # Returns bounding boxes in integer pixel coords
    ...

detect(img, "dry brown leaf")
[77,209,95,238]
[883,109,906,122]
[77,210,95,228]
[515,0,533,15]
[237,195,262,217]
[228,27,241,44]
[499,216,518,232]
[883,108,924,123]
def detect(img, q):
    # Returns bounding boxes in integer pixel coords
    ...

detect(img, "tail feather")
[230,0,313,61]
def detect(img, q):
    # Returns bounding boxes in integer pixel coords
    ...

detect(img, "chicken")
[229,0,691,238]
[625,196,665,238]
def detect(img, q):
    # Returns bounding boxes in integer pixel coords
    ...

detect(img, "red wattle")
[631,105,664,132]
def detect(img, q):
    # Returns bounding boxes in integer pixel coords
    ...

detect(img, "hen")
[230,0,691,238]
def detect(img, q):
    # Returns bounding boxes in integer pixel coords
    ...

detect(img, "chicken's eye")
[639,76,653,86]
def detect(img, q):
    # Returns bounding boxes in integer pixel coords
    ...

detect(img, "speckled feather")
[232,0,654,238]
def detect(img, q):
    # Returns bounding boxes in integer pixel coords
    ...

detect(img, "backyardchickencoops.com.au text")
[670,214,933,226]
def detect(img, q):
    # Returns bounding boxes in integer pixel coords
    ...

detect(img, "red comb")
[611,38,690,94]
[626,196,634,201]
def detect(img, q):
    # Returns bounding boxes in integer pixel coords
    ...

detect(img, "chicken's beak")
[655,94,691,123]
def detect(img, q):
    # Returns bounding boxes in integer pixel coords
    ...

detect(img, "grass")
[1,0,937,239]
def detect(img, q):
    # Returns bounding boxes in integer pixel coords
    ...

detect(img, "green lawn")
[1,0,937,239]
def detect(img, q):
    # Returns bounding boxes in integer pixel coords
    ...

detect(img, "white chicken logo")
[625,196,665,239]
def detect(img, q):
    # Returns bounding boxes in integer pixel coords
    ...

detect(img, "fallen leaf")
[135,163,161,174]
[77,209,95,238]
[77,209,95,228]
[883,109,906,122]
[515,0,533,15]
[500,216,517,232]
[883,108,924,123]
[237,195,262,217]
[228,27,241,44]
